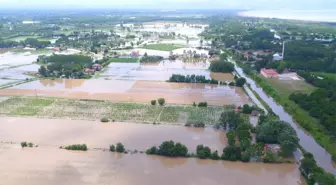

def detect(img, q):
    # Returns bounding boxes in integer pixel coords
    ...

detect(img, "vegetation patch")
[63,144,88,151]
[142,44,183,51]
[0,97,230,125]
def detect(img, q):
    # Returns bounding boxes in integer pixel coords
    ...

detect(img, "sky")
[0,0,336,10]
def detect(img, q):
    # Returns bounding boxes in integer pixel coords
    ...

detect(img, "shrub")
[198,102,208,107]
[28,142,34,147]
[21,141,28,148]
[184,123,191,127]
[196,145,211,159]
[146,146,157,155]
[211,150,220,160]
[158,98,165,106]
[193,102,197,106]
[221,146,241,161]
[110,144,115,152]
[151,100,157,105]
[241,152,250,162]
[263,150,280,163]
[100,117,109,122]
[154,140,188,157]
[116,143,125,153]
[229,82,235,86]
[65,144,88,151]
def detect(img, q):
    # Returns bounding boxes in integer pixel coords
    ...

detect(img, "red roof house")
[260,68,278,78]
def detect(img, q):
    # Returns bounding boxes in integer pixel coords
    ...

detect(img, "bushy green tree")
[222,146,241,161]
[226,131,236,146]
[116,143,125,153]
[109,144,115,152]
[211,150,220,160]
[158,98,165,106]
[146,146,157,155]
[196,145,211,159]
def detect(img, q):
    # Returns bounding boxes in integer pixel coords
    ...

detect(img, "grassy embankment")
[0,96,231,125]
[142,44,183,51]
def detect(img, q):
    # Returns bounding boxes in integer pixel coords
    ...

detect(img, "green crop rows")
[0,97,232,124]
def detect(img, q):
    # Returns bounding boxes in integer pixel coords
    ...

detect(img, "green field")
[312,72,336,80]
[108,58,139,63]
[0,97,232,125]
[263,77,315,97]
[8,36,39,42]
[142,44,183,51]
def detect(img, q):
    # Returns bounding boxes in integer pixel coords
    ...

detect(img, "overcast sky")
[0,0,336,10]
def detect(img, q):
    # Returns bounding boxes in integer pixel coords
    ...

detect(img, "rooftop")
[261,68,278,75]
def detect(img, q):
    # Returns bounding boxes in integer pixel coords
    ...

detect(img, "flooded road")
[231,58,336,175]
[0,147,305,185]
[0,117,227,152]
[1,79,250,106]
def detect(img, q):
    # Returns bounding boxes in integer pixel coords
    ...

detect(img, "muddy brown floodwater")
[0,117,306,185]
[0,117,228,151]
[0,79,250,106]
[0,148,306,185]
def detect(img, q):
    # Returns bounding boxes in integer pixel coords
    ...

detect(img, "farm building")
[260,68,278,78]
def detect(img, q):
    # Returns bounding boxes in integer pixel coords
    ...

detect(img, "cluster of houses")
[84,64,102,73]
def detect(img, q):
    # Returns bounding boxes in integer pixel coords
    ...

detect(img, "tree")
[219,111,243,130]
[156,141,188,157]
[146,146,157,154]
[209,61,234,73]
[110,144,115,152]
[235,77,246,87]
[226,131,236,146]
[263,150,279,163]
[158,98,165,106]
[242,104,252,114]
[38,66,48,77]
[211,150,220,160]
[151,100,156,105]
[196,145,211,159]
[256,120,299,157]
[116,143,125,153]
[222,146,241,161]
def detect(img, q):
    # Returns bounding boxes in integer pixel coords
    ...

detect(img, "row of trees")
[300,153,336,185]
[0,38,51,48]
[140,54,163,63]
[168,74,219,84]
[63,144,88,151]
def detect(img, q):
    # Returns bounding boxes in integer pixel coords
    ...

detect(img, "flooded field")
[99,61,232,82]
[1,79,249,106]
[0,147,306,185]
[0,117,227,151]
[0,52,41,69]
[0,64,40,80]
[0,116,306,185]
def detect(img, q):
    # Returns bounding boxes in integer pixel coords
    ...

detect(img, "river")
[230,58,336,175]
